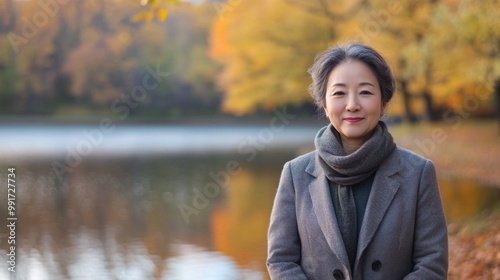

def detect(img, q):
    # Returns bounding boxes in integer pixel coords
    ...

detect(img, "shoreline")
[1,117,498,187]
[390,120,500,188]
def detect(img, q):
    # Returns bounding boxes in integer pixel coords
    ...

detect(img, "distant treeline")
[0,0,499,122]
[0,1,227,118]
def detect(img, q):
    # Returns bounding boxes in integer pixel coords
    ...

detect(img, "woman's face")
[324,60,385,146]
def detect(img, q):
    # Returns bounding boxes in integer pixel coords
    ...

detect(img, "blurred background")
[0,0,499,279]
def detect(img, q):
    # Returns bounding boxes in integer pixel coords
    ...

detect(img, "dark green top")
[352,173,375,237]
[328,172,375,272]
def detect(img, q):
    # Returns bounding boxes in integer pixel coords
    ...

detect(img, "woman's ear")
[381,103,387,117]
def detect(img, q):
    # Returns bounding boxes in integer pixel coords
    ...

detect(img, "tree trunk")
[0,0,16,34]
[0,0,17,113]
[72,0,83,48]
[495,79,500,134]
[399,79,417,123]
[422,91,436,122]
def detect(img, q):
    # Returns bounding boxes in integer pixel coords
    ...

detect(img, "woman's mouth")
[344,117,364,123]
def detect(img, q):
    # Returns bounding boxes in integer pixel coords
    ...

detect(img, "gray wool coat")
[267,147,448,280]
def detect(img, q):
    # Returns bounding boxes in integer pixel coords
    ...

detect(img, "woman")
[267,43,448,280]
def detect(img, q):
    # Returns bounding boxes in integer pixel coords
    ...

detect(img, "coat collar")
[306,148,402,271]
[307,163,349,269]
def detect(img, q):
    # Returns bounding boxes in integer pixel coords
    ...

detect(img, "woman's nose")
[345,93,360,111]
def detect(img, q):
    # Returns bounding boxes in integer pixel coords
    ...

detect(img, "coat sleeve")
[267,161,308,280]
[404,160,448,279]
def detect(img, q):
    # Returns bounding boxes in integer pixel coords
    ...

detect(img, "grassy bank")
[390,120,500,188]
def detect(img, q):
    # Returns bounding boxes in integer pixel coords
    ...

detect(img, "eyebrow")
[331,82,376,88]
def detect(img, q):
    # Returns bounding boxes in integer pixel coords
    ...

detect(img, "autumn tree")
[0,0,17,113]
[210,0,331,115]
[147,2,223,116]
[429,0,500,122]
[0,0,222,117]
[63,1,138,108]
[358,0,442,122]
[6,0,66,113]
[209,0,431,118]
[280,0,439,121]
[210,0,500,121]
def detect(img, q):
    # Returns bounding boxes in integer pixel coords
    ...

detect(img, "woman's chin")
[339,129,367,141]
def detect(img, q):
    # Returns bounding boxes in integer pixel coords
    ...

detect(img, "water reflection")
[0,153,289,279]
[439,178,500,222]
[0,152,499,279]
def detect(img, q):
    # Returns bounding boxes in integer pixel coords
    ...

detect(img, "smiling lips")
[344,117,364,123]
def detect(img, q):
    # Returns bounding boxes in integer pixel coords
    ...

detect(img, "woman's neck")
[340,130,375,155]
[341,139,364,155]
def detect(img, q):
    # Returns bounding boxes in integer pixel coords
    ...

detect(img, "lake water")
[0,124,499,279]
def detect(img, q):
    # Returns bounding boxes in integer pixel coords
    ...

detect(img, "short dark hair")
[308,43,395,110]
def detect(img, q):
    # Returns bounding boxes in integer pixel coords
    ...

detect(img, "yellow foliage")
[209,0,331,115]
[131,0,177,23]
[5,0,500,118]
[157,8,168,22]
[132,12,145,22]
[210,0,500,117]
[144,11,154,21]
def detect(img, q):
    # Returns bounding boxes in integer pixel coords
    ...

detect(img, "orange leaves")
[448,208,500,279]
[208,16,229,61]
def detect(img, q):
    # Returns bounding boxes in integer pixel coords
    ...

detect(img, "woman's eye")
[360,90,373,95]
[332,91,345,96]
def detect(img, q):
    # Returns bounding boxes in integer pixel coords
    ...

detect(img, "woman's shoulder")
[395,146,431,162]
[286,150,317,169]
[392,146,435,171]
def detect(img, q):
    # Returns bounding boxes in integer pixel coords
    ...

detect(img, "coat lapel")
[306,155,350,269]
[306,149,403,272]
[356,149,402,258]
